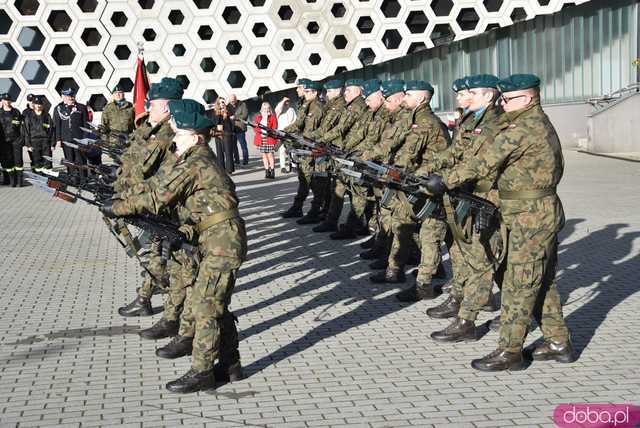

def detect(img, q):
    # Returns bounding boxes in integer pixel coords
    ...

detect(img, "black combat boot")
[370,268,405,284]
[329,225,358,240]
[471,349,526,372]
[531,339,577,363]
[360,235,375,249]
[118,296,153,317]
[297,210,322,225]
[431,317,477,342]
[165,368,216,393]
[360,248,382,260]
[281,206,303,218]
[489,315,501,331]
[396,281,439,302]
[139,318,179,340]
[355,223,370,236]
[426,294,461,319]
[312,222,338,233]
[369,258,388,270]
[9,172,16,188]
[156,335,193,359]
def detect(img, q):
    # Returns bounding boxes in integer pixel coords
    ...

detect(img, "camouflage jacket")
[368,107,413,163]
[284,99,324,139]
[309,96,346,141]
[443,103,565,231]
[343,104,389,156]
[318,96,367,147]
[113,118,175,194]
[102,100,135,144]
[113,142,247,271]
[392,103,450,173]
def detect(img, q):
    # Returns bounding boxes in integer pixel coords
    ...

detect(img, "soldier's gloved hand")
[423,175,446,196]
[178,224,196,242]
[100,199,118,218]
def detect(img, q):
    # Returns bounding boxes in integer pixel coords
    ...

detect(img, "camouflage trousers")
[189,262,239,372]
[293,160,325,213]
[447,221,502,321]
[416,217,447,285]
[498,199,570,351]
[138,238,167,299]
[162,249,196,327]
[387,195,420,271]
[324,178,349,226]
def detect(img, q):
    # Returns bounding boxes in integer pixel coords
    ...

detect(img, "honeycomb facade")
[0,0,593,111]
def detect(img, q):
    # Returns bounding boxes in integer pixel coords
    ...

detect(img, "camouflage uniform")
[101,100,135,146]
[114,118,175,302]
[284,99,325,214]
[113,142,247,372]
[318,96,367,226]
[386,104,449,276]
[443,102,570,351]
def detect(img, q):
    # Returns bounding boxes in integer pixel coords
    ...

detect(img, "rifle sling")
[443,193,472,246]
[196,209,240,233]
[499,187,556,200]
[473,180,494,193]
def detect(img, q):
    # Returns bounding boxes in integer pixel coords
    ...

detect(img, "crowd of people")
[4,70,578,394]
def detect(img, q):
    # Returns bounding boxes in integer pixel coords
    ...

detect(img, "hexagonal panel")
[172,44,186,57]
[407,42,427,54]
[147,61,160,74]
[176,74,190,89]
[21,60,49,84]
[143,28,156,41]
[111,11,128,27]
[81,28,102,47]
[54,77,79,95]
[278,5,293,20]
[356,16,375,34]
[198,25,213,40]
[51,44,76,66]
[358,47,375,66]
[252,23,268,38]
[511,7,528,22]
[405,11,428,34]
[307,21,320,35]
[168,10,184,25]
[308,53,321,65]
[0,78,21,101]
[281,38,294,51]
[431,23,454,46]
[227,70,246,88]
[430,0,454,16]
[203,88,219,104]
[0,10,13,35]
[380,0,401,18]
[114,45,131,61]
[88,93,108,112]
[138,0,155,9]
[254,55,270,70]
[47,10,71,32]
[117,77,134,92]
[193,0,212,9]
[381,29,402,49]
[333,35,348,49]
[200,57,216,72]
[282,68,297,84]
[256,86,271,96]
[331,3,346,18]
[17,26,45,51]
[483,0,504,13]
[85,61,105,79]
[222,7,241,24]
[77,0,98,13]
[14,0,40,16]
[457,8,480,31]
[226,40,242,55]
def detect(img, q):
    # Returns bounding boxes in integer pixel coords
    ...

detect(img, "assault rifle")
[42,156,118,183]
[81,122,129,146]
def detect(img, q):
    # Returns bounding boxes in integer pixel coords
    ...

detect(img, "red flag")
[132,54,149,119]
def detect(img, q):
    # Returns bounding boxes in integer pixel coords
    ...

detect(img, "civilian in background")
[228,94,249,166]
[253,102,278,179]
[212,97,235,174]
[274,97,297,173]
[53,88,89,183]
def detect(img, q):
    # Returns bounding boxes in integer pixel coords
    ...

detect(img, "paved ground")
[0,149,638,428]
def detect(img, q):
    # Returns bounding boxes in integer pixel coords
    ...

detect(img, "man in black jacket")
[53,88,89,182]
[23,95,55,171]
[0,93,24,187]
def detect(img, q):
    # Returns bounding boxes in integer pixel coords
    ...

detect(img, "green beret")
[381,79,405,98]
[296,78,311,87]
[497,74,541,92]
[465,74,500,89]
[362,79,381,98]
[168,99,205,116]
[451,78,468,92]
[304,80,322,91]
[148,77,184,101]
[172,111,215,131]
[405,80,434,93]
[324,79,343,90]
[344,78,364,88]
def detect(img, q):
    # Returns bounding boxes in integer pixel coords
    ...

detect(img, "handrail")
[588,82,640,109]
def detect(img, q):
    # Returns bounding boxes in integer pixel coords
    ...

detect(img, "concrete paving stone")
[1,151,639,426]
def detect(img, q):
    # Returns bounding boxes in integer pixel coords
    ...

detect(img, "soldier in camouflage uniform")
[421,75,505,338]
[303,79,346,223]
[424,74,575,371]
[103,105,247,393]
[371,81,450,289]
[281,80,325,222]
[113,78,182,319]
[358,80,413,265]
[101,85,135,146]
[311,79,367,234]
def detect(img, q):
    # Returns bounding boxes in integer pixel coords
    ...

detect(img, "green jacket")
[102,100,135,144]
[309,96,346,141]
[318,96,367,147]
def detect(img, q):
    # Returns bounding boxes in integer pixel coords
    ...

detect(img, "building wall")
[0,0,595,113]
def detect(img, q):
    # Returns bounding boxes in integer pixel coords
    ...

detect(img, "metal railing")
[587,82,640,110]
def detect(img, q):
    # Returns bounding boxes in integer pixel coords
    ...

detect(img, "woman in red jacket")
[253,102,278,179]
